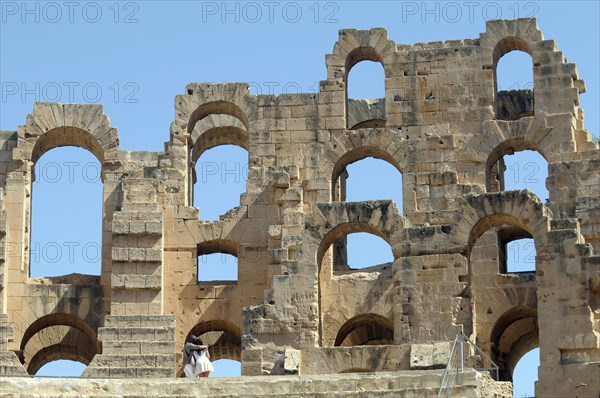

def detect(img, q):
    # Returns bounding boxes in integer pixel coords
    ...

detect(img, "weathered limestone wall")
[0,18,598,397]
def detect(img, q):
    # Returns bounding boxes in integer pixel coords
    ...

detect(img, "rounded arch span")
[492,36,533,67]
[31,127,106,167]
[479,19,542,70]
[344,47,384,80]
[485,138,548,192]
[318,222,391,269]
[20,313,100,353]
[187,101,250,135]
[185,319,242,361]
[331,145,403,199]
[20,313,100,375]
[490,306,539,382]
[17,103,119,170]
[27,340,95,375]
[455,191,550,254]
[197,239,239,258]
[349,119,386,130]
[340,368,372,373]
[468,214,535,255]
[325,28,395,82]
[190,126,249,166]
[334,313,394,347]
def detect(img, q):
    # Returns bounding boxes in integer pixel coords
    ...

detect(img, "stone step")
[0,370,508,397]
[98,326,175,343]
[579,149,600,159]
[574,243,594,257]
[0,364,29,375]
[103,314,176,327]
[547,228,582,245]
[102,341,174,355]
[111,273,161,290]
[550,218,580,231]
[87,366,174,378]
[582,255,600,270]
[87,354,175,367]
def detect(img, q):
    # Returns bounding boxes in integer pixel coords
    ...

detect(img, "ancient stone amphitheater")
[0,18,598,397]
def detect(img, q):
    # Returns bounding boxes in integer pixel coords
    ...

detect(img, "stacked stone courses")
[0,18,598,397]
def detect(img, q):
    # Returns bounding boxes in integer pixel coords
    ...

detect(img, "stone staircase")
[0,315,27,376]
[82,315,176,378]
[0,369,510,397]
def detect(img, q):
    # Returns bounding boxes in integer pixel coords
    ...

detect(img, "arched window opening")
[346,51,385,129]
[504,238,536,273]
[321,230,393,275]
[486,142,548,204]
[193,145,248,221]
[471,222,535,275]
[332,153,403,211]
[345,232,394,271]
[209,359,242,377]
[344,157,403,206]
[347,60,385,100]
[35,360,86,377]
[330,155,401,272]
[494,39,534,120]
[496,51,534,92]
[198,253,237,283]
[197,240,238,284]
[340,368,371,373]
[30,147,102,278]
[490,307,538,383]
[512,347,539,398]
[21,314,99,376]
[181,320,242,378]
[334,314,394,347]
[502,150,548,202]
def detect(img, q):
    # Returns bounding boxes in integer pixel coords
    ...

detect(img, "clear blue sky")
[1,1,598,394]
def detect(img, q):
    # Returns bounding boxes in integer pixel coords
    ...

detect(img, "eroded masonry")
[0,18,599,397]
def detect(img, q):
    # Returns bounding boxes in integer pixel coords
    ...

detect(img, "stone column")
[84,179,176,377]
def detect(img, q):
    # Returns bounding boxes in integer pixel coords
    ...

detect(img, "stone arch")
[15,103,119,174]
[197,239,239,258]
[187,100,250,135]
[171,83,255,141]
[479,19,543,71]
[186,103,249,161]
[340,368,371,373]
[479,19,543,121]
[325,29,396,81]
[489,306,539,382]
[485,137,548,193]
[180,97,251,209]
[20,313,100,375]
[334,313,394,347]
[185,319,242,361]
[311,201,405,269]
[190,124,248,166]
[349,119,386,130]
[27,335,96,375]
[331,145,402,197]
[196,239,239,283]
[324,129,407,202]
[454,191,550,258]
[492,36,534,67]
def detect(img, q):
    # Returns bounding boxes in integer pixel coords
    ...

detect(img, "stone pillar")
[84,179,176,377]
[536,219,600,397]
[242,166,318,375]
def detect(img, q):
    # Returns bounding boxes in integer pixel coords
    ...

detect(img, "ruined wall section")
[0,17,597,396]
